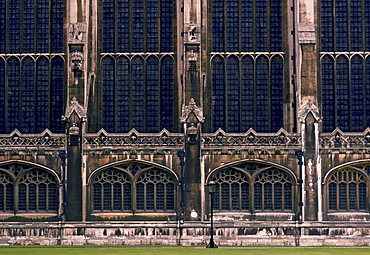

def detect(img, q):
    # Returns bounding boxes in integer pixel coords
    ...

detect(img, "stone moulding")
[0,129,66,148]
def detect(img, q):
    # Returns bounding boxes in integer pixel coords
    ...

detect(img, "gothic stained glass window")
[253,169,293,211]
[92,169,132,212]
[136,169,176,212]
[211,54,284,133]
[17,169,59,212]
[327,169,367,211]
[212,0,282,52]
[321,0,370,132]
[101,55,175,133]
[0,0,65,134]
[99,0,176,133]
[209,164,294,212]
[210,0,284,133]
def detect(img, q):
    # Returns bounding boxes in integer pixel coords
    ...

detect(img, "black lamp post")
[177,150,185,223]
[206,180,218,248]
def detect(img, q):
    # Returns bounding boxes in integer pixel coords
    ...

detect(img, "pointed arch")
[207,159,297,212]
[211,55,225,131]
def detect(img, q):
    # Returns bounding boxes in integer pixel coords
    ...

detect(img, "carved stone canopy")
[180,98,204,123]
[298,100,321,123]
[62,97,87,123]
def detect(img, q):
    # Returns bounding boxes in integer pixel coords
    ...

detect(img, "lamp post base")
[206,242,218,248]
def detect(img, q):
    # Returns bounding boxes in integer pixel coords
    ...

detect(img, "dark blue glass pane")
[51,0,64,53]
[51,57,65,133]
[161,56,174,131]
[146,57,159,132]
[255,0,268,51]
[226,56,239,132]
[147,0,159,52]
[132,0,144,52]
[132,57,144,131]
[367,58,370,127]
[18,184,27,211]
[117,56,130,132]
[271,56,284,132]
[241,0,253,52]
[21,57,35,133]
[161,0,174,52]
[0,0,5,53]
[226,0,239,52]
[321,0,333,51]
[335,0,348,51]
[366,1,370,51]
[212,0,224,52]
[102,0,115,52]
[7,58,20,132]
[23,0,35,53]
[117,0,130,52]
[322,55,335,132]
[255,56,269,132]
[36,57,49,132]
[37,0,49,53]
[350,0,362,51]
[102,56,115,132]
[241,56,254,130]
[48,183,58,211]
[212,56,225,131]
[8,0,20,53]
[350,55,364,131]
[328,183,336,210]
[93,183,102,210]
[336,55,349,131]
[270,0,282,51]
[0,59,5,133]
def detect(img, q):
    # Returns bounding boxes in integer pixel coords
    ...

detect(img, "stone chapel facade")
[1,0,370,246]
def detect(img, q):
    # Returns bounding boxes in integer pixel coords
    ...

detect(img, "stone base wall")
[1,222,370,246]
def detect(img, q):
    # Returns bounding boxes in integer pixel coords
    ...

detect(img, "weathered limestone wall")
[2,223,370,246]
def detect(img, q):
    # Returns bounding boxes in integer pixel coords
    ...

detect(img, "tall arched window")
[209,162,295,213]
[211,54,284,132]
[327,169,367,211]
[0,0,65,134]
[320,0,370,132]
[101,55,175,133]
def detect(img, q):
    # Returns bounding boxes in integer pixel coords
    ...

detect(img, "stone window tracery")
[0,164,59,214]
[327,168,367,211]
[210,164,294,212]
[90,163,177,213]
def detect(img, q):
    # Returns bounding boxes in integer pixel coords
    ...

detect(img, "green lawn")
[1,246,370,255]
